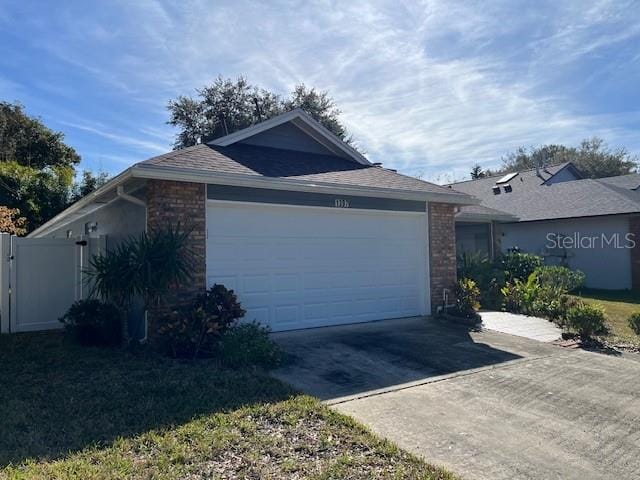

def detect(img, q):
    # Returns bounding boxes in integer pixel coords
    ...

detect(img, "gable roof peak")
[207,108,370,166]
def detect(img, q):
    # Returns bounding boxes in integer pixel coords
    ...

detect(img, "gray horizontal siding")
[238,122,332,155]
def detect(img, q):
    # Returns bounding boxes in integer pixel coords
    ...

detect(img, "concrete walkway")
[480,311,562,342]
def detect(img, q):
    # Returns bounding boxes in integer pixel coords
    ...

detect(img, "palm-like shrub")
[87,224,193,308]
[85,224,194,342]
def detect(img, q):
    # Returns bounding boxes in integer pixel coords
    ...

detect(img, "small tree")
[470,164,486,179]
[85,224,194,342]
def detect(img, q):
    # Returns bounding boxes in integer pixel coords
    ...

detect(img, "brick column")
[428,203,457,313]
[146,180,206,334]
[631,215,640,292]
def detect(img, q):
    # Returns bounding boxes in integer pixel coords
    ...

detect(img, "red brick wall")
[146,180,206,321]
[428,203,457,313]
[631,215,640,292]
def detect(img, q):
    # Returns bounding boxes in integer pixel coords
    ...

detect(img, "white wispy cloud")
[4,0,640,181]
[60,120,168,155]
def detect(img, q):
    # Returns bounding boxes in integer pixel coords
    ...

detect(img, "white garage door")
[206,201,429,331]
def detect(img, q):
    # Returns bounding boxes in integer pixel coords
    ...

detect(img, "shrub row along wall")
[429,203,457,312]
[146,180,207,338]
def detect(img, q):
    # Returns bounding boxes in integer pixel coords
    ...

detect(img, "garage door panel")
[273,273,300,292]
[242,274,272,293]
[303,303,329,320]
[207,202,428,331]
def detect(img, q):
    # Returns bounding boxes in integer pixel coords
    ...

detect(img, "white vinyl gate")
[0,233,104,333]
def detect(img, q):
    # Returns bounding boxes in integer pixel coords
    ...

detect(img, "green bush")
[500,266,584,321]
[499,251,543,282]
[59,299,122,347]
[449,278,481,322]
[157,284,246,358]
[565,302,607,338]
[457,252,505,309]
[534,266,585,294]
[628,313,640,336]
[217,322,283,368]
[500,280,526,313]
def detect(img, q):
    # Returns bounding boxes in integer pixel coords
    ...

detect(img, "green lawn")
[0,333,454,480]
[577,289,640,347]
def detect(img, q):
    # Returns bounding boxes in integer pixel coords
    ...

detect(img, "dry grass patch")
[0,332,454,480]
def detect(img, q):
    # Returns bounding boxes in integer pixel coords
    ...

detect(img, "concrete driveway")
[272,317,640,480]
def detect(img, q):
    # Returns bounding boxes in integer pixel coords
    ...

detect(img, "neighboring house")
[450,163,640,291]
[30,109,474,333]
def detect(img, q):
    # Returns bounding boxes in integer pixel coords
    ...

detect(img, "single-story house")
[449,163,640,291]
[30,109,475,334]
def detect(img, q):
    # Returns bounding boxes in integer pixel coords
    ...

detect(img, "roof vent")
[503,184,513,193]
[492,185,501,195]
[372,162,383,168]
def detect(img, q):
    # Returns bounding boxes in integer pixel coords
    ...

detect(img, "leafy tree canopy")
[489,137,638,179]
[0,161,72,232]
[0,101,110,233]
[167,76,358,150]
[0,101,80,169]
[71,170,110,203]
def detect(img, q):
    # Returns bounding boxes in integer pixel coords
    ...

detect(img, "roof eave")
[28,168,135,238]
[132,164,478,205]
[456,212,519,223]
[29,163,479,238]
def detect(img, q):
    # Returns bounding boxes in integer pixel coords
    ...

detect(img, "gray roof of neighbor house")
[455,204,519,222]
[449,163,640,222]
[599,172,640,190]
[137,143,469,199]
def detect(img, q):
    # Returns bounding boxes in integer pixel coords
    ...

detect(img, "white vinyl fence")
[0,233,105,333]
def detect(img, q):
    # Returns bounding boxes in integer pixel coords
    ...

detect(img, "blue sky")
[1,0,639,183]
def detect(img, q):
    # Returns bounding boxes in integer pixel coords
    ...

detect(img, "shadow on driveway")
[272,316,544,400]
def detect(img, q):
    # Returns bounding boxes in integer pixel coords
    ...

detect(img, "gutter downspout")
[490,221,495,261]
